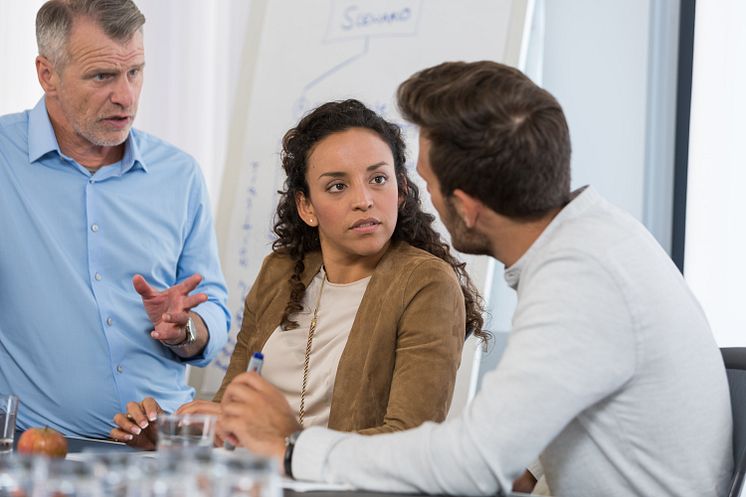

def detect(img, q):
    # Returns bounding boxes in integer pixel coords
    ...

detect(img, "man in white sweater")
[217,61,733,497]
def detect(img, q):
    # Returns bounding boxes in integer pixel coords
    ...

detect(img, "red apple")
[17,427,68,458]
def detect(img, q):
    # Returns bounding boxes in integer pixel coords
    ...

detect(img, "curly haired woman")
[111,99,484,447]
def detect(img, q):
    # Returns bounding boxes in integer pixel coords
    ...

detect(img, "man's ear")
[451,189,482,228]
[295,191,317,227]
[36,56,59,95]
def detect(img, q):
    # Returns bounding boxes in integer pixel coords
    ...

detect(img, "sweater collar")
[504,186,599,289]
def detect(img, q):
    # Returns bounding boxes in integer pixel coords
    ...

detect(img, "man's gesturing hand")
[133,273,207,345]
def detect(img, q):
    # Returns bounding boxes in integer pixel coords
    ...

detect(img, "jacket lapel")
[252,251,324,351]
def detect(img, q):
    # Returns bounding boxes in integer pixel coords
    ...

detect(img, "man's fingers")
[230,371,278,396]
[132,274,157,298]
[161,311,190,327]
[151,324,184,343]
[216,417,242,447]
[223,377,263,405]
[221,400,256,419]
[183,293,208,311]
[220,385,269,408]
[177,273,203,293]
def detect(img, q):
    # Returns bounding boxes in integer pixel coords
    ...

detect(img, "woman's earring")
[309,217,315,226]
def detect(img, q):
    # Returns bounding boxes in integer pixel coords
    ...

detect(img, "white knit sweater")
[293,187,733,497]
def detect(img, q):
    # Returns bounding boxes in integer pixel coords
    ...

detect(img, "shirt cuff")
[188,300,229,366]
[292,427,351,483]
[527,458,544,480]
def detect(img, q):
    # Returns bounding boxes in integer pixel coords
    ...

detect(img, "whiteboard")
[199,0,532,407]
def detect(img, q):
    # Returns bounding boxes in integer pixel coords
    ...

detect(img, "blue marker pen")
[224,351,264,451]
[247,351,264,374]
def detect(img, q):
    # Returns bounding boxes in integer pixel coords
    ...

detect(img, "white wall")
[135,0,252,207]
[0,1,252,209]
[478,0,682,381]
[684,0,746,347]
[543,0,651,220]
[0,1,46,115]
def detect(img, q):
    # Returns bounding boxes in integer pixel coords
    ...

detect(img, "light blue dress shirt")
[0,98,230,437]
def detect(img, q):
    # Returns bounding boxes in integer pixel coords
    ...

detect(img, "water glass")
[0,394,19,456]
[127,451,198,497]
[0,454,46,496]
[88,452,134,497]
[1,450,279,497]
[156,414,217,452]
[41,458,101,497]
[193,449,280,497]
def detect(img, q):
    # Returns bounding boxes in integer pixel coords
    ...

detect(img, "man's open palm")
[132,273,208,343]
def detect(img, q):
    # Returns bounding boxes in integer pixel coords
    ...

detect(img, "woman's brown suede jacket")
[213,241,465,434]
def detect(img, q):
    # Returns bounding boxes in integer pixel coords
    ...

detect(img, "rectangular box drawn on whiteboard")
[324,0,423,42]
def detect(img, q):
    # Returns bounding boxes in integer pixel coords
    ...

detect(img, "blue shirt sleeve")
[177,160,230,366]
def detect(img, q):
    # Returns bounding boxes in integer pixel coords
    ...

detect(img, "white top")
[262,269,371,428]
[292,187,733,497]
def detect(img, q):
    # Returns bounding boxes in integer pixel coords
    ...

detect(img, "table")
[13,435,530,497]
[285,491,530,497]
[11,431,135,454]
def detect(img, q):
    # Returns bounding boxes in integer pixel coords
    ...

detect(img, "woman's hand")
[175,399,221,416]
[109,397,164,450]
[176,400,224,446]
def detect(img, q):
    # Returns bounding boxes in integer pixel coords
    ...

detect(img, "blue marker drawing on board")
[325,0,422,42]
[293,0,423,120]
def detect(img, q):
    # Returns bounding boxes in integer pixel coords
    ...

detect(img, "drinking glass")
[156,414,217,452]
[192,449,280,497]
[88,452,134,497]
[127,451,198,497]
[0,394,19,456]
[40,458,102,497]
[0,454,46,497]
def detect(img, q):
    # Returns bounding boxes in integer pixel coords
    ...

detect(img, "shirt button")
[95,273,102,281]
[116,365,124,373]
[91,224,99,232]
[106,317,113,326]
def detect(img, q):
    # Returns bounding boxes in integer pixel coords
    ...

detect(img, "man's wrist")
[164,316,197,348]
[283,430,303,479]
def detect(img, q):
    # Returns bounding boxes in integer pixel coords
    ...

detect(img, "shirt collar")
[28,97,62,163]
[122,131,148,174]
[27,96,148,174]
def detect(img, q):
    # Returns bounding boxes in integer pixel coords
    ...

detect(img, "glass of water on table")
[0,393,19,455]
[156,414,217,452]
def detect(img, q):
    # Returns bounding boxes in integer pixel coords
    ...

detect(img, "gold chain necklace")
[298,272,326,427]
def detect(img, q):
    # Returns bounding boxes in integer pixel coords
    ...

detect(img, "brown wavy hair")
[272,99,486,341]
[397,61,571,219]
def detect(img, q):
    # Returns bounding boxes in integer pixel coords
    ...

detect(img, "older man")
[216,61,733,497]
[0,0,229,437]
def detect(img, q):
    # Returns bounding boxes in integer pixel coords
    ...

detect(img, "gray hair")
[36,0,146,69]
